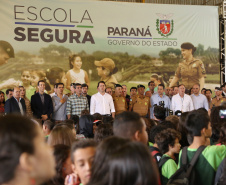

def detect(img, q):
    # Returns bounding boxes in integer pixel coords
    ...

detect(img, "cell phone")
[219,110,226,119]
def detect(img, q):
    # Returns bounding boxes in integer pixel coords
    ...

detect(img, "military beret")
[0,40,14,58]
[181,42,196,52]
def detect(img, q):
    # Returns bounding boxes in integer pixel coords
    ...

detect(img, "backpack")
[166,145,206,185]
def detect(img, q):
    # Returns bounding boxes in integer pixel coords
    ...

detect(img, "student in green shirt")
[155,128,181,185]
[178,110,226,185]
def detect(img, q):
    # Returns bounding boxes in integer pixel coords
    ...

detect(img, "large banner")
[0,0,219,97]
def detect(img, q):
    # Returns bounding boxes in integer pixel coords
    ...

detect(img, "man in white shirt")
[171,84,194,113]
[190,84,209,111]
[90,81,115,118]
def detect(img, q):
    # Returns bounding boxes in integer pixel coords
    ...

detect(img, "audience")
[48,125,76,147]
[1,79,226,185]
[113,111,148,144]
[94,123,113,143]
[0,115,55,185]
[87,136,159,185]
[155,128,181,185]
[179,110,226,185]
[68,139,97,185]
[47,145,72,185]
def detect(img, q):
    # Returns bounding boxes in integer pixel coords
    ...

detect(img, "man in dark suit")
[5,87,26,115]
[31,80,53,121]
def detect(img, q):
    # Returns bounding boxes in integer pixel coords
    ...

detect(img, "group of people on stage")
[0,41,226,185]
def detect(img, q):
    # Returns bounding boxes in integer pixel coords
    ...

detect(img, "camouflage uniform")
[174,58,205,89]
[211,96,226,109]
[112,94,127,115]
[129,95,151,117]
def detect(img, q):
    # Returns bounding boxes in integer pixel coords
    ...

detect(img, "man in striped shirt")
[67,83,89,118]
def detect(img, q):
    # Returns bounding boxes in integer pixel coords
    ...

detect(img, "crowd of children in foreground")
[0,105,226,185]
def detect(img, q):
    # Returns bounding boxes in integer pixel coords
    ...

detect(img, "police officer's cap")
[115,84,122,88]
[0,41,14,58]
[181,42,196,51]
[215,87,222,91]
[137,84,145,89]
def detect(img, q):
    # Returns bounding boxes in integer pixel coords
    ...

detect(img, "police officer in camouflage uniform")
[0,40,14,66]
[169,42,206,90]
[211,87,226,109]
[129,84,151,118]
[112,84,127,115]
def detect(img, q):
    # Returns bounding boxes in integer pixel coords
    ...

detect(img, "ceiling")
[102,0,224,6]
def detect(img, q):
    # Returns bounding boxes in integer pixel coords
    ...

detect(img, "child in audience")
[47,144,72,185]
[87,136,159,185]
[155,128,181,185]
[94,123,113,143]
[149,124,166,162]
[65,139,97,185]
[179,110,226,185]
[43,120,55,141]
[0,115,55,185]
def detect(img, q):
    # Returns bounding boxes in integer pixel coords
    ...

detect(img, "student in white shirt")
[90,81,115,118]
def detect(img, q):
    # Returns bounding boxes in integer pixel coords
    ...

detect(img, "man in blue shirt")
[190,84,209,111]
[150,84,170,119]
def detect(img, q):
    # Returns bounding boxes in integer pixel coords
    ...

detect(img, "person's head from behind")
[51,144,72,184]
[130,87,137,97]
[46,67,67,86]
[48,125,76,147]
[0,115,55,185]
[87,137,159,185]
[165,115,179,130]
[149,124,167,144]
[154,106,166,121]
[43,120,55,136]
[155,128,181,155]
[113,111,148,144]
[219,122,226,145]
[6,88,13,99]
[102,115,114,125]
[79,115,95,138]
[185,110,212,139]
[94,124,113,143]
[71,139,97,185]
